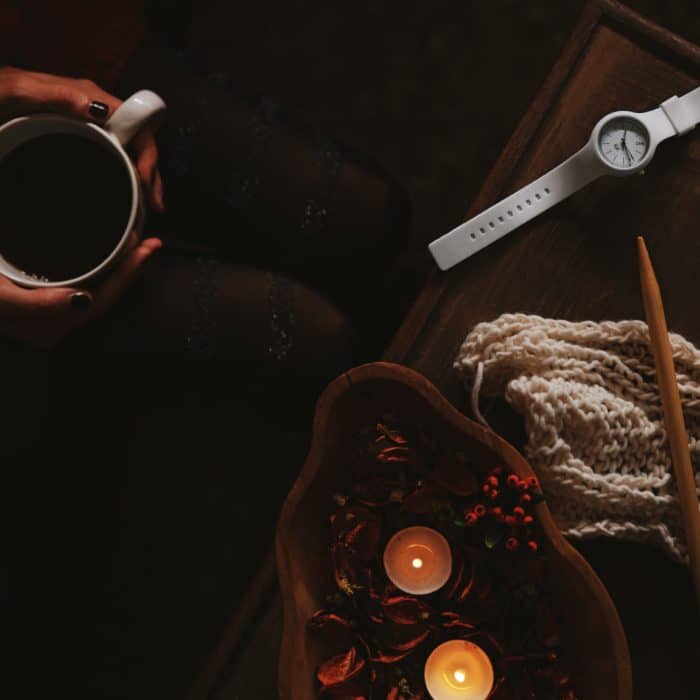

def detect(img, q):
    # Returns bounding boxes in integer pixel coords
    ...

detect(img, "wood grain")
[276,362,632,700]
[637,237,700,608]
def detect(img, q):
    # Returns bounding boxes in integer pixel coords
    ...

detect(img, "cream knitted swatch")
[454,313,700,564]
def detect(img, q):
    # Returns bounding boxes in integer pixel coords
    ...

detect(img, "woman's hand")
[0,236,162,349]
[0,67,165,348]
[0,66,164,211]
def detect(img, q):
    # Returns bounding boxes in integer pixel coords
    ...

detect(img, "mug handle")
[104,90,166,146]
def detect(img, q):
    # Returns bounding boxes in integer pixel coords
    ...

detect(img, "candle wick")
[411,557,424,569]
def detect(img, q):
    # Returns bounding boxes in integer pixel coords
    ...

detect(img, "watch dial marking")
[599,116,649,169]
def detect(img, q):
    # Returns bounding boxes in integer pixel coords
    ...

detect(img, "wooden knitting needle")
[637,236,700,608]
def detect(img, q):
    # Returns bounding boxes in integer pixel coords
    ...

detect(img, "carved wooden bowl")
[276,362,632,699]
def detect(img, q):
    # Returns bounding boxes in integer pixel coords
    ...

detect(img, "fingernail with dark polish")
[88,101,109,119]
[70,292,92,310]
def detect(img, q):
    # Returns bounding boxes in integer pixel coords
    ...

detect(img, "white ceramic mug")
[0,89,166,288]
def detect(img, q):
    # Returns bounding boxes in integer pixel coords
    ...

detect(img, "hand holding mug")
[0,66,166,348]
[0,236,162,348]
[0,66,165,210]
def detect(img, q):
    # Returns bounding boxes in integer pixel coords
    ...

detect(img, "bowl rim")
[276,361,633,700]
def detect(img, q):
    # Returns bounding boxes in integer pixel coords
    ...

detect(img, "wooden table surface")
[192,2,700,698]
[384,1,700,698]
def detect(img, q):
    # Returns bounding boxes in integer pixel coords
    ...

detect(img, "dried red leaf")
[442,549,467,600]
[370,617,431,656]
[388,627,430,652]
[333,544,368,594]
[456,572,475,603]
[381,596,433,625]
[367,580,383,600]
[474,576,492,602]
[309,610,354,649]
[320,681,369,700]
[320,683,369,699]
[441,615,477,637]
[440,611,460,620]
[401,484,442,515]
[317,647,366,688]
[385,579,402,593]
[376,445,417,466]
[386,687,426,700]
[479,629,506,657]
[371,649,413,664]
[375,423,408,445]
[344,519,381,562]
[433,454,478,496]
[310,610,351,630]
[371,624,430,663]
[363,588,384,623]
[456,559,492,604]
[331,505,374,537]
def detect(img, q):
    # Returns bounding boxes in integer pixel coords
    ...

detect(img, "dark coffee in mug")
[0,133,133,281]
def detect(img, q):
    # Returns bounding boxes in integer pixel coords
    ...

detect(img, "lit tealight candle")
[424,640,494,700]
[383,526,452,595]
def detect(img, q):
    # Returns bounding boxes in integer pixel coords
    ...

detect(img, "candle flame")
[411,557,424,569]
[453,669,466,684]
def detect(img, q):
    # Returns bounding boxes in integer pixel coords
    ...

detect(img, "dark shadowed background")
[9,1,700,698]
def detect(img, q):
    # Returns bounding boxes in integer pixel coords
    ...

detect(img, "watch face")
[598,116,649,168]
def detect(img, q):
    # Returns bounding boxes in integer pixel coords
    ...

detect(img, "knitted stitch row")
[455,313,700,563]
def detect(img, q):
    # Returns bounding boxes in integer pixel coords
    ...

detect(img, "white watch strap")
[660,85,700,136]
[429,145,604,271]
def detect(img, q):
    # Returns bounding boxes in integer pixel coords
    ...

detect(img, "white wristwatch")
[429,85,700,271]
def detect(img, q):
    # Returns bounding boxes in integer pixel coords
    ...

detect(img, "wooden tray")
[276,362,632,700]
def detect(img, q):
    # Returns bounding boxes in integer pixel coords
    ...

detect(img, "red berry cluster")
[464,466,543,553]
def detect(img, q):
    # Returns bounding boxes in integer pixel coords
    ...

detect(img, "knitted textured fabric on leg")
[116,39,409,282]
[455,313,700,564]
